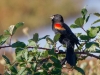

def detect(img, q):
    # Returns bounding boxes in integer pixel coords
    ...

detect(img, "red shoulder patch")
[54,23,65,30]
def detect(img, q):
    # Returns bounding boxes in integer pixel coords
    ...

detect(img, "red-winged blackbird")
[51,14,80,67]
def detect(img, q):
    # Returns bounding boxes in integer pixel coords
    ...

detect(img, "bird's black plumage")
[51,14,79,67]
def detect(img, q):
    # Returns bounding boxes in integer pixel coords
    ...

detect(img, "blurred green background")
[0,0,100,75]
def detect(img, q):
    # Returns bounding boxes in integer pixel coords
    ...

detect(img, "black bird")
[51,14,80,67]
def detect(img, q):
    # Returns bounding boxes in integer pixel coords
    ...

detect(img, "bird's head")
[50,14,64,23]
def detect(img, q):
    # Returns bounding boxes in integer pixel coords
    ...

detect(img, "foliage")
[0,8,100,75]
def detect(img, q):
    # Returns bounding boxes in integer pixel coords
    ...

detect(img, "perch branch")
[0,45,100,59]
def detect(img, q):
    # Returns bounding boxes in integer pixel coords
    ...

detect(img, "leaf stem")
[81,27,87,33]
[9,35,12,45]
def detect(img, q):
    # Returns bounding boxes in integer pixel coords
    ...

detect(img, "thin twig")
[0,45,12,49]
[76,52,100,59]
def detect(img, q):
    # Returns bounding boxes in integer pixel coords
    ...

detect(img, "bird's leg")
[55,45,62,53]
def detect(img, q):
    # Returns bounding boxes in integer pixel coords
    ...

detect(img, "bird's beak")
[50,15,54,19]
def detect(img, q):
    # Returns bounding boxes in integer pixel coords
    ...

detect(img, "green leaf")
[15,48,23,57]
[81,8,87,20]
[53,62,61,68]
[42,50,48,57]
[95,49,100,53]
[15,48,25,62]
[19,63,26,67]
[39,35,49,41]
[53,33,60,42]
[80,35,90,40]
[42,63,49,70]
[26,68,32,74]
[70,24,81,28]
[4,71,11,75]
[87,45,96,52]
[86,14,90,23]
[34,72,41,75]
[44,42,50,49]
[97,26,100,30]
[4,22,24,36]
[32,63,37,71]
[48,48,58,57]
[18,67,26,75]
[12,41,26,48]
[92,19,100,25]
[76,33,82,37]
[0,35,9,45]
[28,55,33,62]
[33,33,39,43]
[94,13,100,17]
[10,66,18,74]
[47,63,52,67]
[43,70,48,75]
[2,55,11,64]
[86,42,99,48]
[17,57,25,62]
[48,48,55,55]
[28,39,37,47]
[74,66,85,75]
[51,68,61,75]
[46,37,54,45]
[4,30,11,35]
[15,22,24,28]
[87,27,99,38]
[12,22,24,35]
[24,49,28,61]
[75,17,84,27]
[81,8,87,16]
[50,56,59,63]
[8,25,15,35]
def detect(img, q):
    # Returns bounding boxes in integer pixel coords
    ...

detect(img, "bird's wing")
[63,23,79,44]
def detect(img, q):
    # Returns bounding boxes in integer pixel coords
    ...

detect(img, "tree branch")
[0,45,100,59]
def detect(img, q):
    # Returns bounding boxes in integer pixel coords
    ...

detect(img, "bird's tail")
[65,42,77,69]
